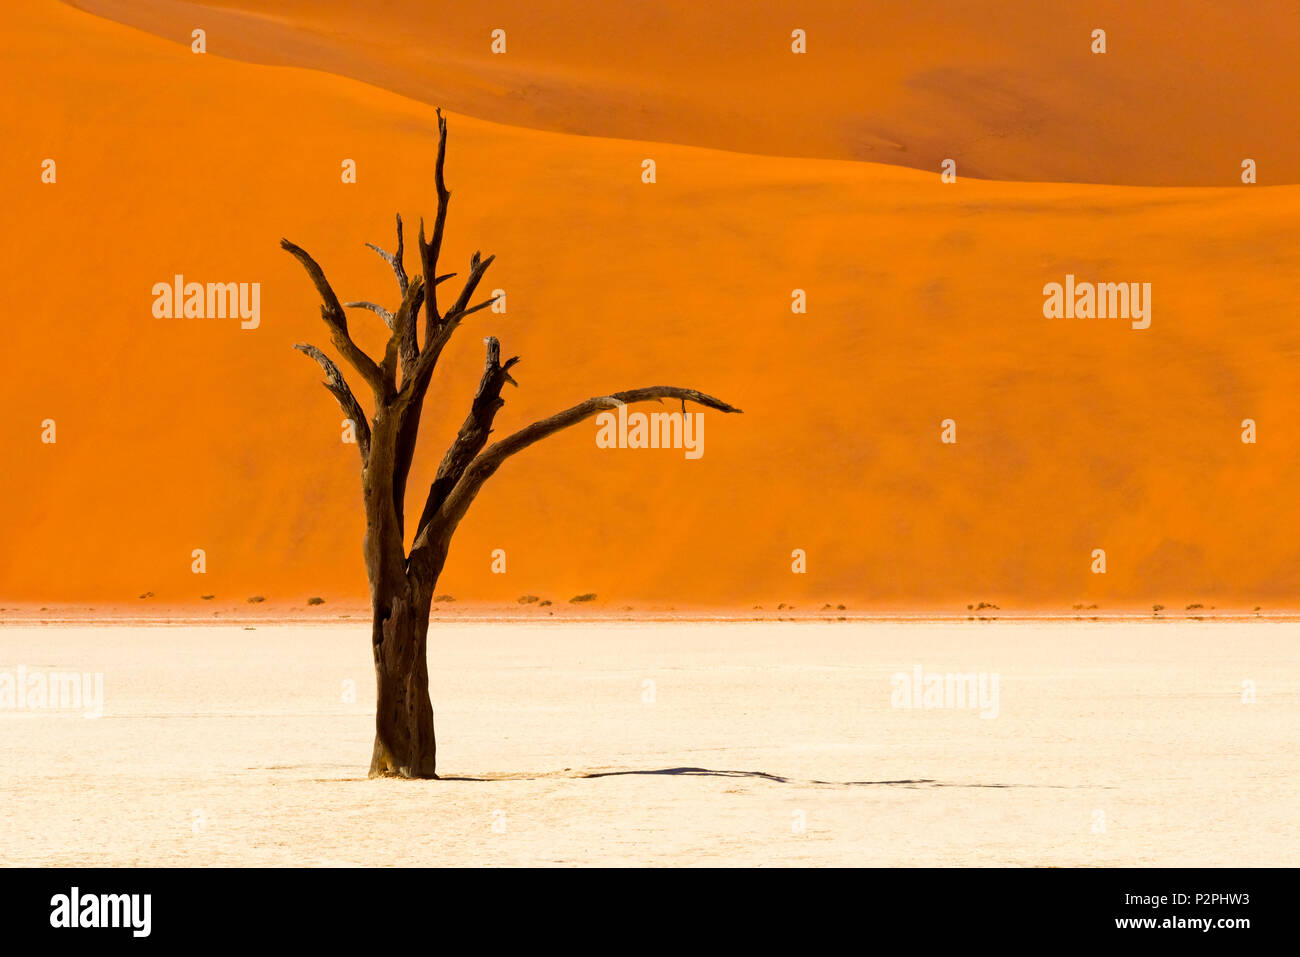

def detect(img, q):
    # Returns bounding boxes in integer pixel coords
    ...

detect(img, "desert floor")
[1,620,1295,866]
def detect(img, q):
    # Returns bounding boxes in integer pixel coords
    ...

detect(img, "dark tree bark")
[285,111,741,778]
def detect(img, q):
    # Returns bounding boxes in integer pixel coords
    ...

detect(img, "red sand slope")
[3,0,1300,612]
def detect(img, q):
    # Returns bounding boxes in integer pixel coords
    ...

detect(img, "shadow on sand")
[431,766,1101,788]
[579,767,934,786]
[300,765,1107,788]
[431,764,1112,790]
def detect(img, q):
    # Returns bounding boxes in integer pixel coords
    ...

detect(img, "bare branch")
[411,337,519,539]
[345,301,395,327]
[410,384,741,563]
[444,253,494,327]
[365,213,409,294]
[388,254,498,523]
[390,117,494,515]
[418,109,452,330]
[455,295,499,321]
[362,214,418,370]
[281,239,384,395]
[381,275,426,390]
[294,343,371,463]
[405,253,496,399]
[397,279,426,383]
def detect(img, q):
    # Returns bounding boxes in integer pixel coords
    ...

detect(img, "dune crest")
[64,0,1300,186]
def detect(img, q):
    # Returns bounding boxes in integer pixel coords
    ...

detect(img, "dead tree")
[285,112,741,778]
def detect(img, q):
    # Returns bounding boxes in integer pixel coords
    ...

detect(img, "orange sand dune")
[65,0,1300,186]
[3,0,1300,612]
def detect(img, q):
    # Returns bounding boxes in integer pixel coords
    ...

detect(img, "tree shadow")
[434,766,935,786]
[434,766,1108,789]
[579,767,936,786]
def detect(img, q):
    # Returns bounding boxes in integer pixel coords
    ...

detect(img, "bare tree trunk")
[369,587,437,778]
[364,406,440,779]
